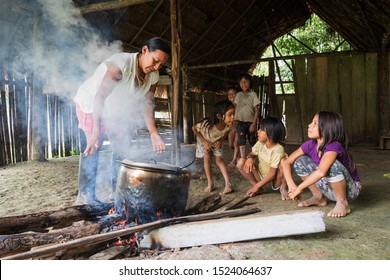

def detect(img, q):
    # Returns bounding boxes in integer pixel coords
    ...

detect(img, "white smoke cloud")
[33,0,123,97]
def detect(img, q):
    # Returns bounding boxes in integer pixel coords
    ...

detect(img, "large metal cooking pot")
[114,159,193,224]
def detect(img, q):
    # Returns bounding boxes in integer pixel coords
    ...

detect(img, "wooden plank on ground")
[139,210,325,249]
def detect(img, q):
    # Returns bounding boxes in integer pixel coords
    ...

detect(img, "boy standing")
[234,74,260,159]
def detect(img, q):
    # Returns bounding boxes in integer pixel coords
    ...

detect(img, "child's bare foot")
[280,185,290,201]
[298,196,327,207]
[227,160,237,168]
[222,185,233,194]
[327,201,351,218]
[204,185,214,192]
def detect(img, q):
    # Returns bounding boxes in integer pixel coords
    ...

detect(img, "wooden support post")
[170,0,182,165]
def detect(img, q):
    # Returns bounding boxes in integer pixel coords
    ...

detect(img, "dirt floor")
[0,143,389,260]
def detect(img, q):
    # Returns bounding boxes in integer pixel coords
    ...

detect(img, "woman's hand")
[84,131,100,156]
[150,132,165,153]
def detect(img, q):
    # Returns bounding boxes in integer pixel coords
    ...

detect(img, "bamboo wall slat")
[351,54,366,143]
[364,53,378,143]
[0,63,81,166]
[0,84,5,166]
[326,55,340,112]
[1,82,10,165]
[294,58,308,130]
[315,56,328,110]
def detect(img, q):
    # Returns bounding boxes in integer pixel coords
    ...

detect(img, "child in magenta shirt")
[282,111,362,218]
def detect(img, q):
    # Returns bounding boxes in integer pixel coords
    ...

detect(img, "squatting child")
[282,111,362,217]
[236,116,288,199]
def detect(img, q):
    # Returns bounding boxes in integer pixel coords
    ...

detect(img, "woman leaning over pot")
[73,37,171,206]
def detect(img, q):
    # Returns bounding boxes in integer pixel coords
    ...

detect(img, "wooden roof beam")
[181,0,235,61]
[187,16,307,66]
[188,50,365,70]
[79,0,155,14]
[355,0,380,46]
[128,0,164,46]
[186,0,259,64]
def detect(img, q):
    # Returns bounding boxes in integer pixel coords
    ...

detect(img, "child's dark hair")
[143,37,171,57]
[239,73,252,85]
[204,100,234,125]
[259,116,286,145]
[227,86,238,92]
[317,110,356,170]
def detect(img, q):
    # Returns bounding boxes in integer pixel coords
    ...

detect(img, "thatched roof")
[1,0,390,93]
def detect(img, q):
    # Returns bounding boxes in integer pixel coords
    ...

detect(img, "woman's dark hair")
[259,116,286,145]
[317,110,356,170]
[143,37,171,57]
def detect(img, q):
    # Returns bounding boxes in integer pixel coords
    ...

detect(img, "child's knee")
[215,156,224,164]
[236,158,246,170]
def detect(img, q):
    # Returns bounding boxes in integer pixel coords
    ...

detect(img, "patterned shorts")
[293,155,362,201]
[195,138,223,158]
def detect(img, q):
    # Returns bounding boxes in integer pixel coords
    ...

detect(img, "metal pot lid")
[120,159,190,174]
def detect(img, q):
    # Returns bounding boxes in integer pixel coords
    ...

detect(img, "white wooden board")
[139,210,325,249]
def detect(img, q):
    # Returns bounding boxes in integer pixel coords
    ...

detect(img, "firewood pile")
[0,194,258,260]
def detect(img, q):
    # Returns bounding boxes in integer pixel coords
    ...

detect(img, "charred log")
[2,207,261,260]
[185,193,222,215]
[0,203,113,235]
[0,212,122,257]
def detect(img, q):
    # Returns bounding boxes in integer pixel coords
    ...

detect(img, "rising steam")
[33,0,123,97]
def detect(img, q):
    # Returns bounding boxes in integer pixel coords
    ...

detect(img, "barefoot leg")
[203,153,214,192]
[327,180,351,218]
[327,200,351,217]
[223,185,233,194]
[298,185,327,207]
[215,156,233,194]
[298,196,327,207]
[275,161,289,200]
[280,184,290,201]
